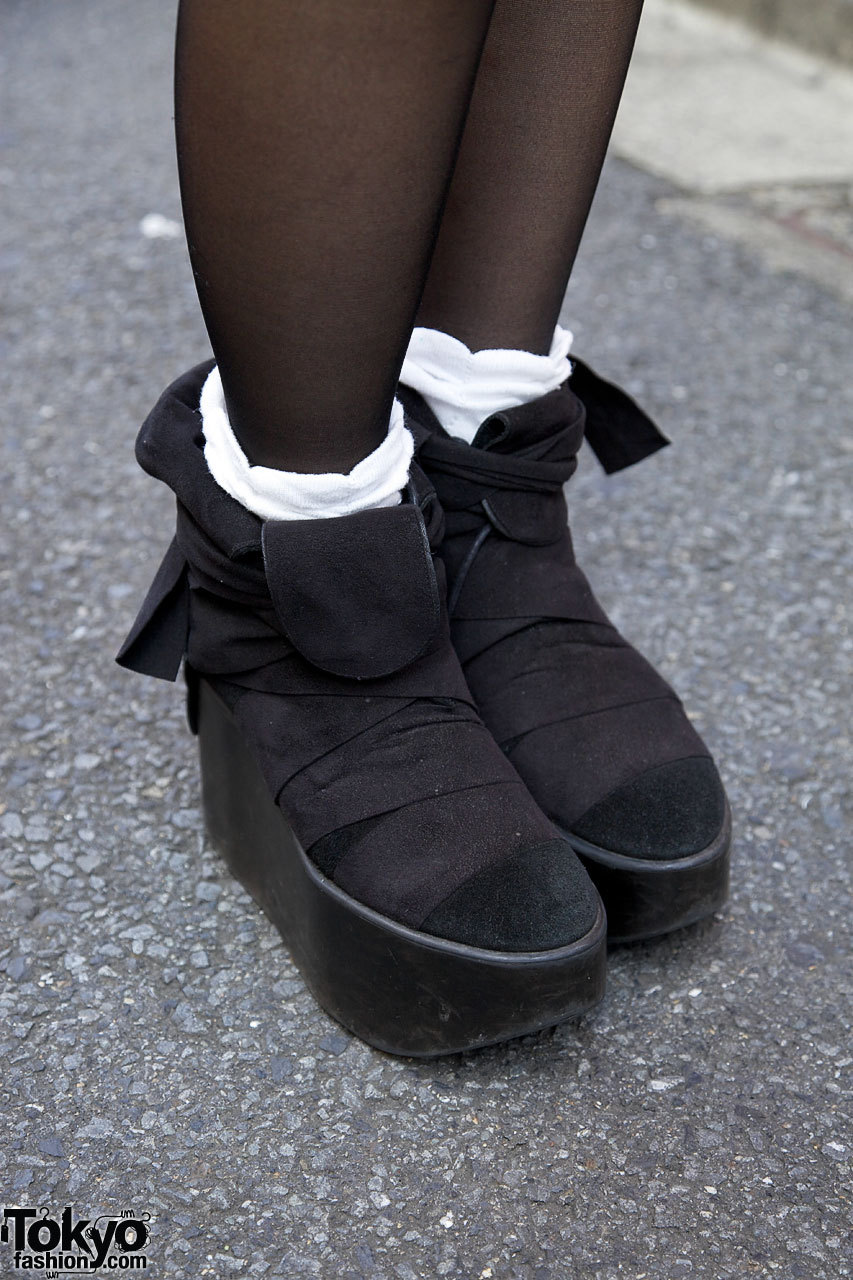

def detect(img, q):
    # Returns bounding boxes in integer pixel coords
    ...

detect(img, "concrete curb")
[614,0,853,195]
[687,0,853,67]
[611,0,853,306]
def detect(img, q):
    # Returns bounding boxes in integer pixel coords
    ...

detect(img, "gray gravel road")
[1,2,851,1277]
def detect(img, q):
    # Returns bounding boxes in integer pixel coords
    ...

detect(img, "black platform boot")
[116,362,606,1055]
[400,361,731,943]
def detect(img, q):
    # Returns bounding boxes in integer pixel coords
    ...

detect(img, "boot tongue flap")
[261,504,440,680]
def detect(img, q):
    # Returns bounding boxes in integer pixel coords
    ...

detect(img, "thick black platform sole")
[194,678,607,1057]
[565,804,732,944]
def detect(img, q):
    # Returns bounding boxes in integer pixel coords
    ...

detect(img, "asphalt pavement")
[1,2,851,1277]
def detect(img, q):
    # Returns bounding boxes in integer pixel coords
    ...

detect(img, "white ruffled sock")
[400,324,573,444]
[200,366,414,521]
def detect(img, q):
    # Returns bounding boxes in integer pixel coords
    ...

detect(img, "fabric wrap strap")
[404,368,668,622]
[415,393,583,549]
[403,357,667,547]
[402,355,669,484]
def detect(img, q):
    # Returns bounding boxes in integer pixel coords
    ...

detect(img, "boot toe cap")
[420,838,601,952]
[569,756,727,861]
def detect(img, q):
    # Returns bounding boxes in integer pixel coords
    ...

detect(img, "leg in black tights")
[175,0,495,472]
[417,0,645,355]
[121,1,612,1045]
[401,0,730,943]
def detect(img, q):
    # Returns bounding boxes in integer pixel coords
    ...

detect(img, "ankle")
[200,365,414,521]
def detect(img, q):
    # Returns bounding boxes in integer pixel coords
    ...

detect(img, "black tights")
[175,0,644,471]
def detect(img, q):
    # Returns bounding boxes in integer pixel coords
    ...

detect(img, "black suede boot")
[116,362,606,1055]
[399,362,731,943]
